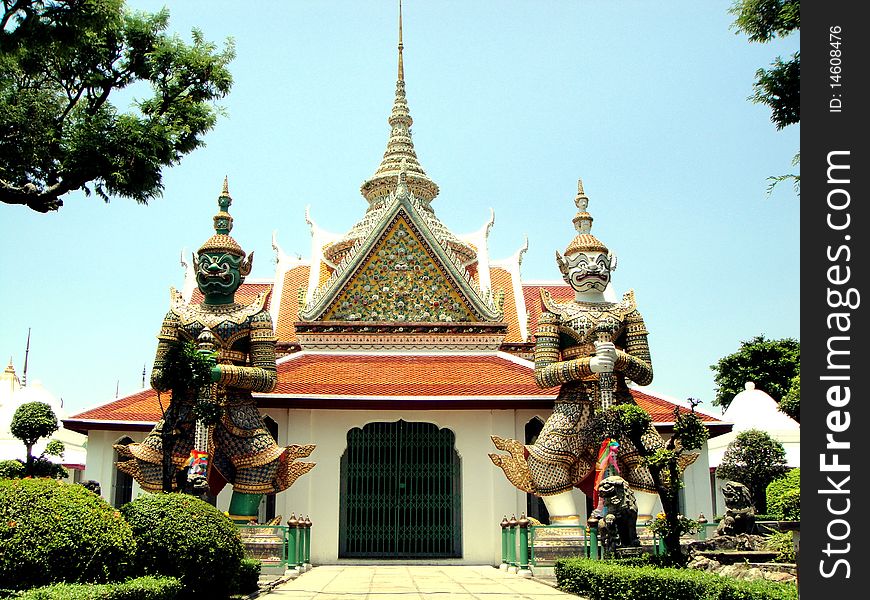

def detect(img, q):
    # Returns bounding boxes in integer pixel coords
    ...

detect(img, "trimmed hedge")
[121,493,245,598]
[16,576,182,600]
[555,557,798,600]
[0,479,135,592]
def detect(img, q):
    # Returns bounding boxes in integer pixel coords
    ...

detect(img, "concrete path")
[263,565,578,599]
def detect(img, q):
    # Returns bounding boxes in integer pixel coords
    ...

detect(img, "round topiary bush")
[121,493,245,598]
[0,478,135,592]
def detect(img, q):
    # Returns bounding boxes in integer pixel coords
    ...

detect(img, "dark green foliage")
[729,0,799,43]
[0,459,25,479]
[120,493,245,598]
[778,371,799,423]
[555,557,798,600]
[0,0,235,213]
[766,469,799,520]
[710,336,800,409]
[152,341,216,399]
[0,479,135,592]
[716,429,788,514]
[16,576,182,600]
[763,531,796,564]
[230,559,261,595]
[10,401,57,447]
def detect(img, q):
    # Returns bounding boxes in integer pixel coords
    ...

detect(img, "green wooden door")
[339,420,462,558]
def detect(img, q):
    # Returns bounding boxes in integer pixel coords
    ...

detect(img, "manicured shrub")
[555,557,798,600]
[0,479,135,592]
[764,531,796,563]
[231,558,261,595]
[16,576,182,600]
[0,459,25,479]
[766,469,800,521]
[121,493,245,598]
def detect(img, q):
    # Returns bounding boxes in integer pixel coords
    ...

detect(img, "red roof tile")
[190,282,274,308]
[66,352,722,430]
[491,267,524,343]
[275,265,310,342]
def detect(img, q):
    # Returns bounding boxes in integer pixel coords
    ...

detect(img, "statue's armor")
[527,289,664,495]
[116,289,312,494]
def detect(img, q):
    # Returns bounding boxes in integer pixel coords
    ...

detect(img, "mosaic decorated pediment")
[325,214,475,322]
[299,199,501,323]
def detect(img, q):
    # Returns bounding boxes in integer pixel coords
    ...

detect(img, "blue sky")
[0,1,799,416]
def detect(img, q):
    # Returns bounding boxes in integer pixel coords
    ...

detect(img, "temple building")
[65,10,728,564]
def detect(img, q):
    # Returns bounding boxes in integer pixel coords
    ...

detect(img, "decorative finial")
[398,0,404,82]
[197,178,245,257]
[563,178,609,256]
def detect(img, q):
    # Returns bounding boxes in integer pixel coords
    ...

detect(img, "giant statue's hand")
[589,341,616,373]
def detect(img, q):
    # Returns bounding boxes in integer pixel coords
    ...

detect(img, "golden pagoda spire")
[360,0,439,207]
[398,0,404,82]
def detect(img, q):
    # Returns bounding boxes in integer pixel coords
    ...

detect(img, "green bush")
[766,469,799,520]
[16,576,182,600]
[0,479,135,592]
[0,459,25,479]
[231,559,261,595]
[121,493,245,598]
[764,531,796,563]
[555,557,798,600]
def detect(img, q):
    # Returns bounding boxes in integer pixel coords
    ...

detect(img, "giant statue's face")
[562,251,612,293]
[196,251,243,300]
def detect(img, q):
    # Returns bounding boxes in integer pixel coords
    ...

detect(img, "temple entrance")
[339,420,462,558]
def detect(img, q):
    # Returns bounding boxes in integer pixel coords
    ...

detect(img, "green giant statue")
[115,180,315,522]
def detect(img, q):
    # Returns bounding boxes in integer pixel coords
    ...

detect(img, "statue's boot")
[488,435,536,494]
[543,490,581,526]
[634,490,658,526]
[229,492,262,524]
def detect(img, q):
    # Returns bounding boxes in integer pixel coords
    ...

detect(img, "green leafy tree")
[9,401,59,476]
[778,368,799,423]
[729,0,800,194]
[0,0,235,213]
[710,335,800,410]
[716,428,788,513]
[603,401,708,564]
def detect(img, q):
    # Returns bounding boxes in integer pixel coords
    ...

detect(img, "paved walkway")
[263,565,577,599]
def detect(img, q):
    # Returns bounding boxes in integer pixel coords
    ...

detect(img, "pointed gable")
[300,193,502,324]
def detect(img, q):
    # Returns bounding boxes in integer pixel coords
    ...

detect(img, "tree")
[710,335,799,410]
[605,401,708,564]
[778,368,799,423]
[729,0,800,194]
[0,0,235,213]
[715,428,788,514]
[9,401,60,476]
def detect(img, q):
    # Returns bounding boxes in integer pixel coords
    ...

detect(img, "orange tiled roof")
[274,265,311,342]
[66,352,722,430]
[523,283,573,334]
[271,353,550,397]
[190,282,274,308]
[491,267,523,343]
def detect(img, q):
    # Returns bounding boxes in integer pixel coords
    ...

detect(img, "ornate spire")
[360,0,439,207]
[198,177,245,257]
[564,178,609,255]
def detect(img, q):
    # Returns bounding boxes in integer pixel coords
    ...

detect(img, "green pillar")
[303,516,312,566]
[517,514,531,576]
[507,515,518,572]
[586,516,600,560]
[499,516,510,569]
[287,514,299,572]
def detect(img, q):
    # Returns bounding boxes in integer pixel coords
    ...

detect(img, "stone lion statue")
[596,475,640,552]
[717,481,755,536]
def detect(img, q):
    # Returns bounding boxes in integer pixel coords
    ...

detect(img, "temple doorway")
[339,420,462,558]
